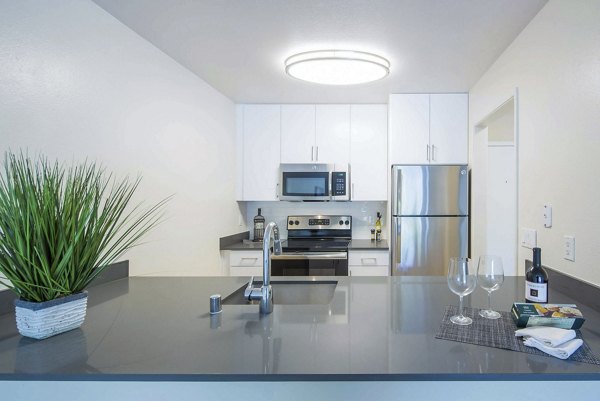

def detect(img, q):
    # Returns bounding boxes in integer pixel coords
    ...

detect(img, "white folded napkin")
[522,337,583,360]
[515,326,576,347]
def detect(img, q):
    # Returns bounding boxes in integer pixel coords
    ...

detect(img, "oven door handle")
[272,252,347,260]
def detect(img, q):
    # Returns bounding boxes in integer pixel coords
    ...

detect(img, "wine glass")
[477,255,504,319]
[447,257,477,325]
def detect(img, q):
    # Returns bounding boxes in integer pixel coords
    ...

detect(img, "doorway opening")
[473,94,519,275]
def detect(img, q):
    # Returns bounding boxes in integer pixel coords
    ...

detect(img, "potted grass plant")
[0,151,169,340]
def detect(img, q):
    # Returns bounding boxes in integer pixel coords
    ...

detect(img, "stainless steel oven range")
[271,215,351,276]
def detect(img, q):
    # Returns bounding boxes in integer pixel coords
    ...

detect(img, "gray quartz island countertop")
[1,276,599,382]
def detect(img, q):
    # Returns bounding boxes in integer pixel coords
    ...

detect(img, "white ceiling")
[92,0,547,103]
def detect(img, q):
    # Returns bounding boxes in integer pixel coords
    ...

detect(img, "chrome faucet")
[244,222,282,314]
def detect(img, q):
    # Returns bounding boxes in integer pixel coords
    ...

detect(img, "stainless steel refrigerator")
[391,165,469,276]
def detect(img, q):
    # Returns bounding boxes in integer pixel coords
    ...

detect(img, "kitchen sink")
[222,280,337,305]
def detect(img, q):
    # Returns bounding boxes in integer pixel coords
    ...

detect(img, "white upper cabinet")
[281,105,316,163]
[389,93,468,165]
[241,105,281,201]
[315,105,351,164]
[389,94,430,164]
[281,104,351,164]
[239,103,389,201]
[429,94,468,164]
[350,105,388,201]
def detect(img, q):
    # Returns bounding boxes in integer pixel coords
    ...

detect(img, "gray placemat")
[435,305,600,365]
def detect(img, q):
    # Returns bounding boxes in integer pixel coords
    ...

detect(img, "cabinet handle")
[276,183,279,198]
[311,146,314,161]
[431,144,436,161]
[426,144,430,161]
[361,258,377,265]
[351,183,355,200]
[316,146,319,161]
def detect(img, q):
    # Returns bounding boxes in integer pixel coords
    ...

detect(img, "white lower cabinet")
[348,250,390,276]
[228,250,262,277]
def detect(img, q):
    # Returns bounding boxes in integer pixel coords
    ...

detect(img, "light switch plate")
[544,204,552,228]
[521,228,537,249]
[564,235,575,261]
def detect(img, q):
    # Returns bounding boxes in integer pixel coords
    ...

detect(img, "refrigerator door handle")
[391,217,398,275]
[391,167,402,215]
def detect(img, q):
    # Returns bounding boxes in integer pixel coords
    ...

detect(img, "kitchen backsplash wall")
[244,201,387,240]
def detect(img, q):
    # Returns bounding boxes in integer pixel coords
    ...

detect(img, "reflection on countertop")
[0,276,599,381]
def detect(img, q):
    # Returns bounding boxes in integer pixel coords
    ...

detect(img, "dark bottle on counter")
[253,208,265,242]
[375,212,382,242]
[525,247,548,303]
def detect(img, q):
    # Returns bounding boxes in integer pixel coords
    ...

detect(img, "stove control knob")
[345,220,350,225]
[289,220,293,225]
[294,220,300,225]
[339,220,344,225]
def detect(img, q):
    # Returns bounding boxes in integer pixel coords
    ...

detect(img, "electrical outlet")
[521,228,537,249]
[564,235,575,261]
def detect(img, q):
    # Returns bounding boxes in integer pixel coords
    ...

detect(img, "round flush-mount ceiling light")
[284,50,390,85]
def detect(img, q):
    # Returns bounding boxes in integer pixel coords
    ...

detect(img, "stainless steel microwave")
[279,163,350,201]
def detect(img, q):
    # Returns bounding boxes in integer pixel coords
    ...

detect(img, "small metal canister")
[209,294,222,314]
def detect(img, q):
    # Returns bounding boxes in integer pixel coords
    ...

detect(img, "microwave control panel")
[331,172,347,196]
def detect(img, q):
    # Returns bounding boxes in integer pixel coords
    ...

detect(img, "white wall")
[0,0,244,277]
[469,0,600,284]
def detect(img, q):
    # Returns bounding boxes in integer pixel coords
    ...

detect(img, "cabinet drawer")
[230,266,262,277]
[348,250,389,266]
[230,251,262,267]
[349,265,389,277]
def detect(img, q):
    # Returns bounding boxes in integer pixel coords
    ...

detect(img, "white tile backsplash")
[245,201,387,240]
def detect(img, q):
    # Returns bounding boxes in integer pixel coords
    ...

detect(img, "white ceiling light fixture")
[285,50,390,85]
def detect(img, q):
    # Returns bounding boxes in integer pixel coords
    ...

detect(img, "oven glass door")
[271,252,348,276]
[281,171,330,200]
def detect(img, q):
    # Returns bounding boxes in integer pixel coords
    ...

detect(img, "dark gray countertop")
[1,276,599,381]
[220,240,265,250]
[221,239,389,251]
[348,239,389,250]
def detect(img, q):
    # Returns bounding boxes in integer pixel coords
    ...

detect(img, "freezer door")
[391,216,468,276]
[391,165,468,216]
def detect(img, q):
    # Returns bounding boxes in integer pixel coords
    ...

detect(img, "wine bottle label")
[525,281,548,303]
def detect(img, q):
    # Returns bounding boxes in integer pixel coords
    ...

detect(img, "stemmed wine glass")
[447,257,477,325]
[477,255,504,319]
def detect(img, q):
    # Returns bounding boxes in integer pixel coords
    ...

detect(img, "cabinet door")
[389,94,430,165]
[348,250,390,276]
[315,105,350,164]
[242,105,281,200]
[429,94,468,164]
[281,105,316,163]
[350,105,387,201]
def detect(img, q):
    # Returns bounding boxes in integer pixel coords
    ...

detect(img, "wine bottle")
[375,212,382,242]
[525,247,548,303]
[253,208,265,242]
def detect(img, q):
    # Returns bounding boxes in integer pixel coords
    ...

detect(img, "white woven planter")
[14,292,88,340]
